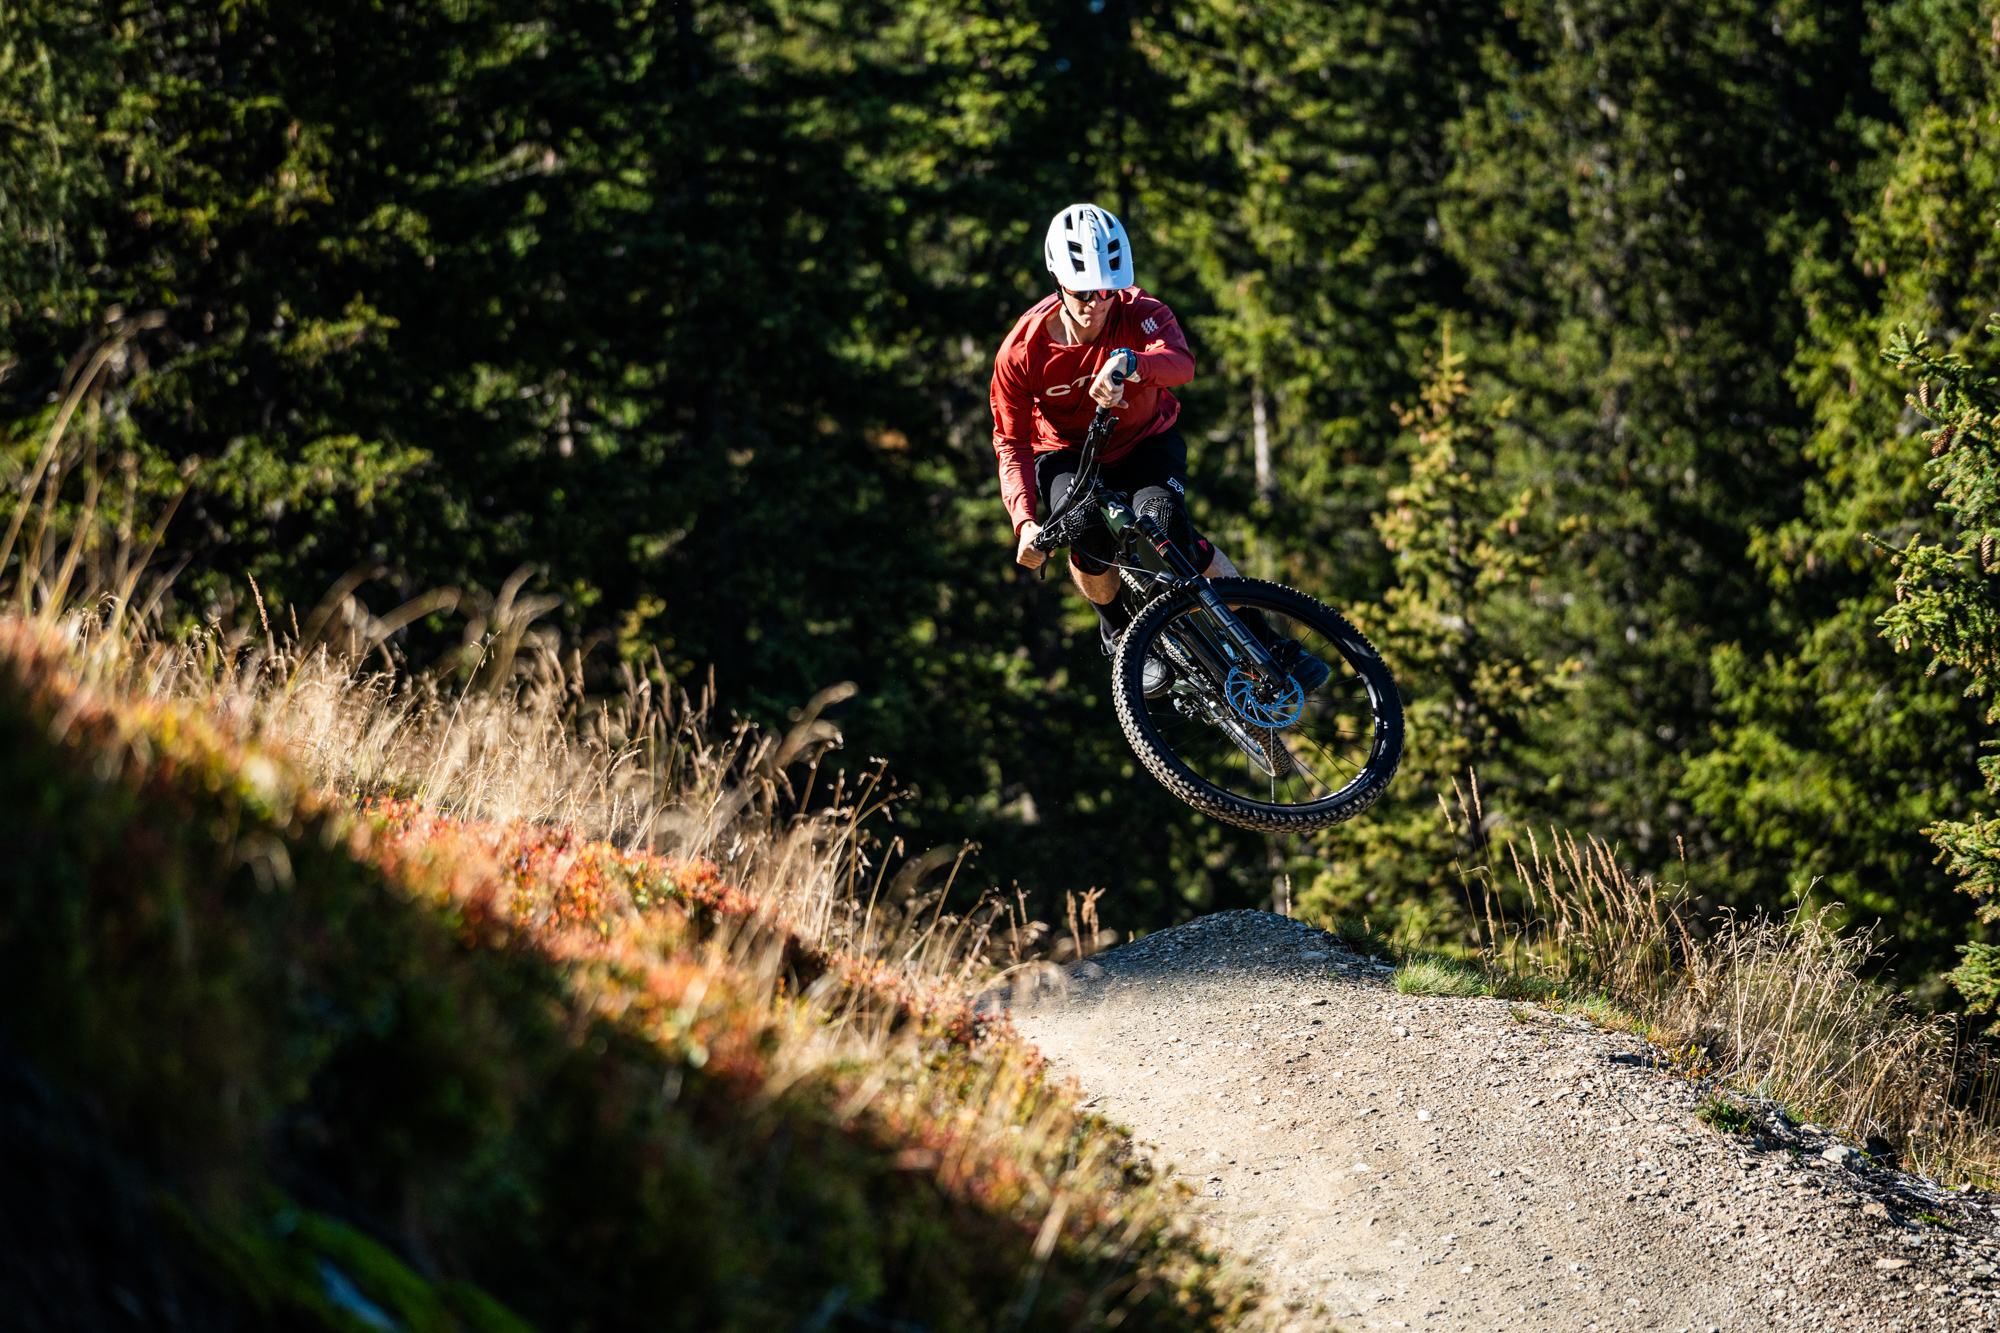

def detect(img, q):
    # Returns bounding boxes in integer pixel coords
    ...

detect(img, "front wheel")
[1111,578,1403,832]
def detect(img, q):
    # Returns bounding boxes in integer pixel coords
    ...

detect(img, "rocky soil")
[995,910,2000,1332]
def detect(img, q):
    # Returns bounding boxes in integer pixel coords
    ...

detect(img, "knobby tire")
[1110,578,1404,832]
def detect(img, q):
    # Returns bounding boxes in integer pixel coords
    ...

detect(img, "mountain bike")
[1030,389,1403,832]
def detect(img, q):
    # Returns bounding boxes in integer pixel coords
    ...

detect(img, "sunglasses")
[1061,286,1115,304]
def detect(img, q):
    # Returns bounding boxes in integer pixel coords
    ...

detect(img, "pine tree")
[1685,0,1999,974]
[1299,327,1568,930]
[1131,0,1496,606]
[1431,0,1873,886]
[1877,326,2000,1012]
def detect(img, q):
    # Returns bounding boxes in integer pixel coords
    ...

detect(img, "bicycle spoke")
[1126,586,1401,816]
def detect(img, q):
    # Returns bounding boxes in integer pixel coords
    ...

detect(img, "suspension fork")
[1103,495,1277,673]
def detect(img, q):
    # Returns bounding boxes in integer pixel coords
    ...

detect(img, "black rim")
[1131,594,1387,813]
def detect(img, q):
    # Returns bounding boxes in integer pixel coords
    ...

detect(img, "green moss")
[161,1193,535,1333]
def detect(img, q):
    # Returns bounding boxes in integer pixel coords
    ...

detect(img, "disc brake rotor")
[1224,664,1303,729]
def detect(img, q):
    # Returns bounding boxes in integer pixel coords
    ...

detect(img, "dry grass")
[3,605,1262,1328]
[2,346,1248,1319]
[38,595,1068,1118]
[48,603,1022,986]
[1437,778,2000,1185]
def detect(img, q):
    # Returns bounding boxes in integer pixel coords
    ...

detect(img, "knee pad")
[1061,512,1118,576]
[1137,493,1195,560]
[1069,547,1114,577]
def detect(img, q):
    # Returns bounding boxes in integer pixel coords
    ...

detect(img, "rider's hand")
[1016,521,1047,569]
[1089,351,1136,409]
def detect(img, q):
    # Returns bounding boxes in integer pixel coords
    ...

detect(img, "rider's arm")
[1128,298,1195,388]
[989,339,1040,535]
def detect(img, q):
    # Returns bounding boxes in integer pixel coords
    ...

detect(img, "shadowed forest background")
[11,0,2000,996]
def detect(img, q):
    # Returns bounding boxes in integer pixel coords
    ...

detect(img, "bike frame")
[1032,402,1282,682]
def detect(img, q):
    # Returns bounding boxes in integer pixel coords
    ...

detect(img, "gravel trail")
[997,910,2000,1332]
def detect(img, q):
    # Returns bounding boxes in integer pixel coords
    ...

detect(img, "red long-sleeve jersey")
[989,288,1195,533]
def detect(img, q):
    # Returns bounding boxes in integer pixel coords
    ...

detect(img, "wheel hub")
[1224,664,1303,729]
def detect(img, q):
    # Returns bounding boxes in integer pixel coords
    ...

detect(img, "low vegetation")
[1392,956,1490,999]
[0,612,1254,1331]
[1695,1095,1755,1135]
[1424,789,2000,1184]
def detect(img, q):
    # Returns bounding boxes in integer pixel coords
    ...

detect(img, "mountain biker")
[991,204,1243,674]
[991,204,1327,698]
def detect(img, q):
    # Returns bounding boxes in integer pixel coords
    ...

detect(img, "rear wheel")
[1111,578,1403,831]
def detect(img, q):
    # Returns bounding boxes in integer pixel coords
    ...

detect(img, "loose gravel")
[994,909,2000,1332]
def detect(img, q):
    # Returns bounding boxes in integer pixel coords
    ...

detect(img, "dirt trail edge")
[990,910,2000,1333]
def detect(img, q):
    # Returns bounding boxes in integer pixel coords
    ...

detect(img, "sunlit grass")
[1393,956,1490,997]
[1435,779,2000,1186]
[0,608,1264,1328]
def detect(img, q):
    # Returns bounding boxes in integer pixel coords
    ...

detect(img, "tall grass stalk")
[2,613,1259,1326]
[52,604,1018,985]
[1,336,1256,1323]
[1439,777,2000,1184]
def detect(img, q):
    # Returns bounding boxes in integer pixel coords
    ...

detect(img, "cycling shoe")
[1102,624,1173,698]
[1269,638,1331,694]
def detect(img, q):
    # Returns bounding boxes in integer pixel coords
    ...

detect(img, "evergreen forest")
[13,0,2000,998]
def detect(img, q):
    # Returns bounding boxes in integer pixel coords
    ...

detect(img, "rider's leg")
[1042,452,1133,641]
[1110,435,1325,688]
[1069,528,1171,693]
[1109,428,1236,576]
[1069,546,1132,645]
[1067,556,1121,608]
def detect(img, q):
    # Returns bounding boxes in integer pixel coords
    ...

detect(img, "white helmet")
[1044,203,1133,291]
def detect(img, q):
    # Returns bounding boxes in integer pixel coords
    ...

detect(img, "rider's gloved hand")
[1088,349,1137,409]
[1015,520,1047,568]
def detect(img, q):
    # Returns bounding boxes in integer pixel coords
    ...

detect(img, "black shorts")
[1034,426,1210,576]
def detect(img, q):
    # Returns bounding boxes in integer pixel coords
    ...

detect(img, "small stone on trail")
[1862,1202,1891,1220]
[1393,1025,1410,1037]
[1822,1144,1864,1168]
[1417,1109,1435,1122]
[1875,1258,1912,1270]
